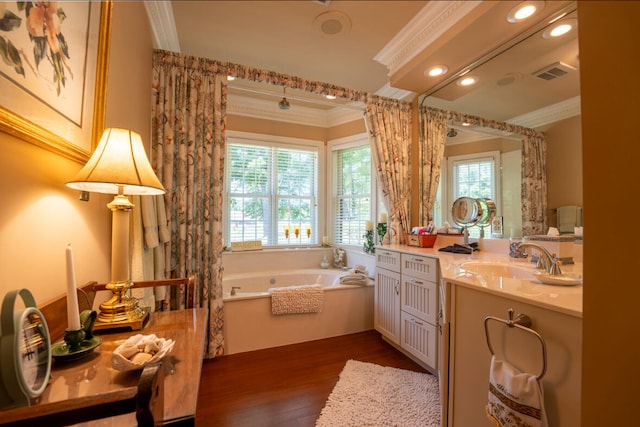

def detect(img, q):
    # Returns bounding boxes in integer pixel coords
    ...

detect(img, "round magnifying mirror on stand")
[477,198,497,237]
[451,197,484,245]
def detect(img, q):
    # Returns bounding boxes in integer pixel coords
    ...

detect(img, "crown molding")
[144,1,181,51]
[507,96,581,129]
[376,82,414,101]
[448,96,582,145]
[374,1,482,76]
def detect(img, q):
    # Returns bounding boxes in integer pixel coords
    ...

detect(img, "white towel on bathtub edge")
[487,355,547,427]
[269,284,324,315]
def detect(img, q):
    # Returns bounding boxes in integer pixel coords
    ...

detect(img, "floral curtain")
[420,106,547,235]
[418,107,448,225]
[365,99,413,244]
[149,49,416,357]
[521,133,547,235]
[151,49,226,358]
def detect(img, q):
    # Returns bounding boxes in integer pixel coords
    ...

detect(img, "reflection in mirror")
[452,197,497,242]
[451,197,481,227]
[419,5,581,239]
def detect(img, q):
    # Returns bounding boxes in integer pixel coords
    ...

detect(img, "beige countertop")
[378,239,583,318]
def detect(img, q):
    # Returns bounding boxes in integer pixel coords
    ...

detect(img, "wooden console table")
[0,307,208,426]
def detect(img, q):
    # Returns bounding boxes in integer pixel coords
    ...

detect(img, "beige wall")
[0,2,153,306]
[228,115,327,141]
[579,1,640,425]
[228,113,367,143]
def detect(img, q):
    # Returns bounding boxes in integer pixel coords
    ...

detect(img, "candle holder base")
[377,223,388,246]
[52,335,102,362]
[63,328,86,353]
[363,230,375,254]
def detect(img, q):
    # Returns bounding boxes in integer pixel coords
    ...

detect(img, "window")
[330,137,375,246]
[226,136,319,247]
[438,151,501,237]
[452,156,496,200]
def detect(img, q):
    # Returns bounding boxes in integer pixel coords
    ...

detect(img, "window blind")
[227,141,318,246]
[333,145,372,246]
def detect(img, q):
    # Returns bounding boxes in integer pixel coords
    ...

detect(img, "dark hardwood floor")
[195,330,429,426]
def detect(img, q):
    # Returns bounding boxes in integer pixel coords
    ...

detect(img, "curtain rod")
[153,49,411,111]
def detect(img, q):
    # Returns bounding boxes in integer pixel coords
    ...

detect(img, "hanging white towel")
[269,284,324,315]
[487,355,547,427]
[130,195,155,310]
[152,195,171,303]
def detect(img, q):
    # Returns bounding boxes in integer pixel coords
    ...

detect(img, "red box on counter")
[405,233,437,248]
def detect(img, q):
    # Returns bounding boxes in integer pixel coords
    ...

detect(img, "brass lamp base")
[93,280,150,332]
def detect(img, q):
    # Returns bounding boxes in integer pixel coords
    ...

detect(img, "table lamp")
[67,128,165,329]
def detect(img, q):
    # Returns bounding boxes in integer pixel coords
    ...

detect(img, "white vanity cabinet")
[399,254,438,369]
[374,249,401,344]
[374,248,439,371]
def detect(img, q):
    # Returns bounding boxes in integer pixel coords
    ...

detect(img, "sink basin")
[533,271,583,286]
[459,261,536,280]
[459,261,583,286]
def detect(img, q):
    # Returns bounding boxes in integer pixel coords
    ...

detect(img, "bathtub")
[222,268,374,354]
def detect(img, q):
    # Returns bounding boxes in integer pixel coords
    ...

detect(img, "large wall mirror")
[419,4,581,239]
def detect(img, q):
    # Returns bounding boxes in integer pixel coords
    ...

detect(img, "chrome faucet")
[230,286,241,296]
[516,242,563,276]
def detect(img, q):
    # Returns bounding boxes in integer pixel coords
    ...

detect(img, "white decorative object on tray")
[111,334,175,371]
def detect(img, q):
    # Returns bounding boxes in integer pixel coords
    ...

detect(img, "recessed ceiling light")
[325,94,337,100]
[506,1,545,23]
[457,75,479,87]
[542,18,577,39]
[425,65,448,77]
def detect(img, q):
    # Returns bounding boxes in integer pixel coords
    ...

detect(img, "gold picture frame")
[0,1,112,163]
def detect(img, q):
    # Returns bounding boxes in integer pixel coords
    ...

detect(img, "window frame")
[441,151,502,227]
[326,133,379,249]
[224,131,325,248]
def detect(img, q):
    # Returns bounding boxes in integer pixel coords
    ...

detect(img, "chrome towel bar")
[484,308,547,380]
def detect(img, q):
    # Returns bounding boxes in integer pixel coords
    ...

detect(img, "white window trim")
[326,132,378,249]
[225,130,325,248]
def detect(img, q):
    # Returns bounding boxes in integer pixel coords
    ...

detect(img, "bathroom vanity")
[374,247,439,372]
[374,239,582,427]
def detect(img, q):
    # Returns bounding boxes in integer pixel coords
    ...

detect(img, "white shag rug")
[316,359,441,427]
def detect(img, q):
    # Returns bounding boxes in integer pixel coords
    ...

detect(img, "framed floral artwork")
[0,1,112,163]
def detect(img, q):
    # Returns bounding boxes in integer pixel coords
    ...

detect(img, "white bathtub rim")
[222,268,372,301]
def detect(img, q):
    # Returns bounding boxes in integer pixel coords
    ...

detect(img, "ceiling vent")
[533,61,577,81]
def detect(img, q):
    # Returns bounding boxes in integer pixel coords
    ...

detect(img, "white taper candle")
[65,244,82,330]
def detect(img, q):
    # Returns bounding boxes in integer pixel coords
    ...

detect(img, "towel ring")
[484,308,547,380]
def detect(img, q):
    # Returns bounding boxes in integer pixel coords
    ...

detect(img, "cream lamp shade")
[67,128,165,195]
[66,128,165,329]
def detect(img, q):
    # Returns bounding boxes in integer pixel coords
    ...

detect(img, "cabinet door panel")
[401,276,437,324]
[401,311,437,367]
[376,249,401,273]
[374,268,400,344]
[401,254,437,282]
